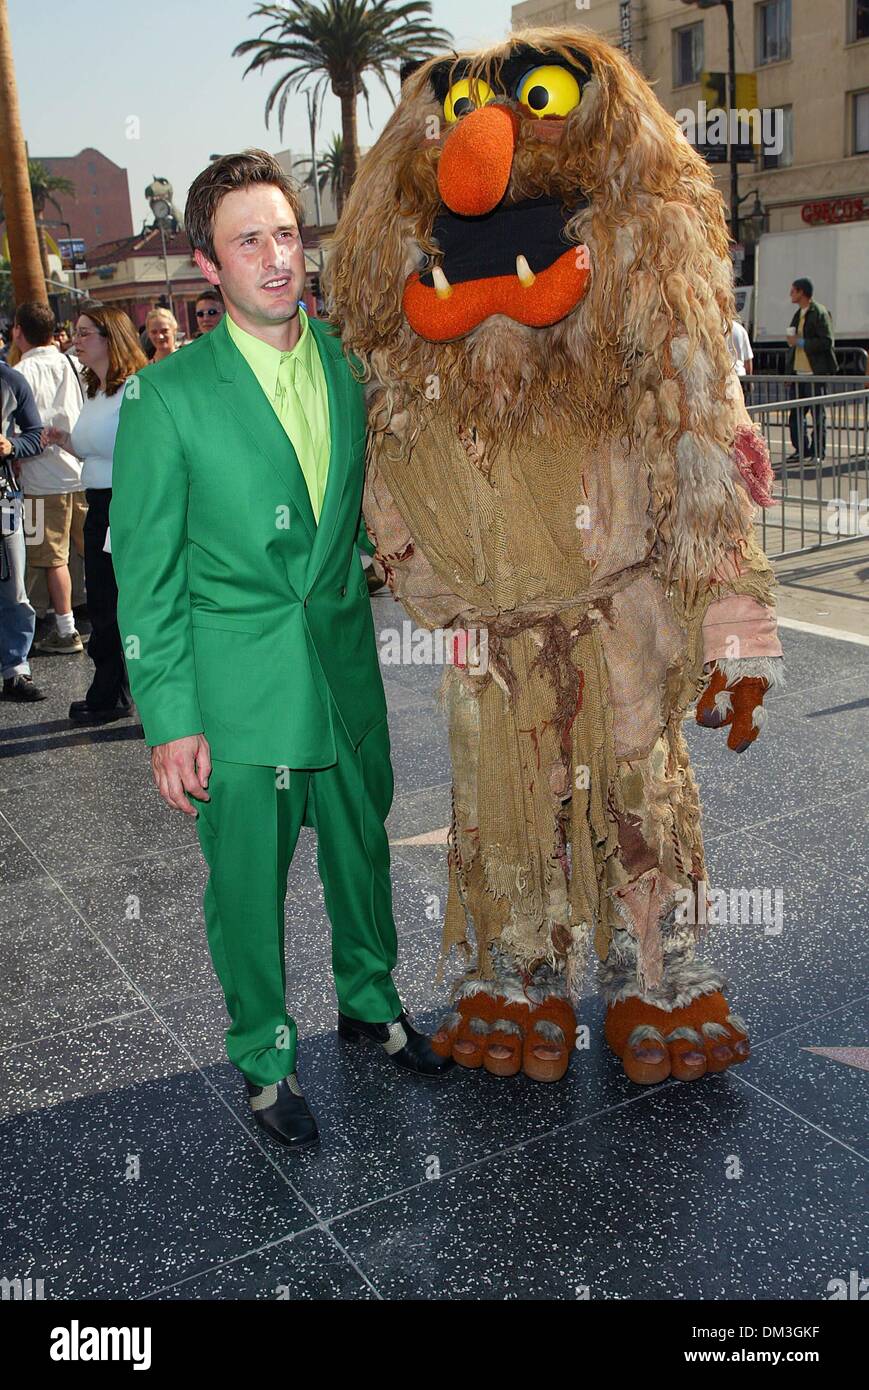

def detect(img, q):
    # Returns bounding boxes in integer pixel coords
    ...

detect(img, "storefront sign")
[619,1,632,56]
[801,197,869,226]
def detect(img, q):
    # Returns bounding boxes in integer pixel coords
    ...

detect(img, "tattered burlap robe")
[364,408,773,990]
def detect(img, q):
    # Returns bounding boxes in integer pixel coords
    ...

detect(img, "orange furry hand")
[696,667,769,754]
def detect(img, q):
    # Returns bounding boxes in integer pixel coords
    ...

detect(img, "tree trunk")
[0,0,46,303]
[337,84,359,207]
[36,220,51,280]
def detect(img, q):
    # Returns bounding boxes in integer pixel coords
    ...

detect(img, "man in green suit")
[110,150,452,1151]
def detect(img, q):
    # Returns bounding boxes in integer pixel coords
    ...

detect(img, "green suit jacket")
[110,314,385,768]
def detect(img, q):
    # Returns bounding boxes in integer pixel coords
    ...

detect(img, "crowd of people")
[0,290,223,719]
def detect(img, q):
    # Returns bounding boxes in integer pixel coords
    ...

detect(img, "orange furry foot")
[605,992,750,1085]
[432,987,576,1082]
[431,990,500,1069]
[522,996,577,1083]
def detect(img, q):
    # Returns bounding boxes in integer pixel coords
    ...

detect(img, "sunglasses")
[196,307,221,319]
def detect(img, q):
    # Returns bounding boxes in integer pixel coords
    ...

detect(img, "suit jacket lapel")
[209,316,317,545]
[303,318,352,593]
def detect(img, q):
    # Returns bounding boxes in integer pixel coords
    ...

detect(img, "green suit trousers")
[191,704,402,1085]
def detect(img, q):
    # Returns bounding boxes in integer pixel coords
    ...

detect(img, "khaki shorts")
[24,491,88,568]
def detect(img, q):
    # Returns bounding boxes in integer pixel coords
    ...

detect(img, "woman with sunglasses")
[41,303,147,724]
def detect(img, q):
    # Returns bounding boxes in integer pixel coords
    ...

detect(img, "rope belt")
[452,558,654,708]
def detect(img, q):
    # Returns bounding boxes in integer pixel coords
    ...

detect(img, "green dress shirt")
[226,308,330,522]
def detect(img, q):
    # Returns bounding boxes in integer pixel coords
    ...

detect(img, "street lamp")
[680,0,739,244]
[739,189,766,243]
[149,197,174,315]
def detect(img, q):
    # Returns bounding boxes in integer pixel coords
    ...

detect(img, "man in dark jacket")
[0,361,46,701]
[786,278,837,461]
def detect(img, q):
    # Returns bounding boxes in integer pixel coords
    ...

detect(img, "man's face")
[11,322,24,352]
[195,298,223,333]
[195,184,305,327]
[790,285,805,306]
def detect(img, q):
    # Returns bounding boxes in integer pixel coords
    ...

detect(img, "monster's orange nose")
[437,104,519,216]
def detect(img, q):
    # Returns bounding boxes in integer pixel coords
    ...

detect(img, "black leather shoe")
[245,1072,319,1149]
[2,674,47,701]
[68,698,133,725]
[338,1008,455,1080]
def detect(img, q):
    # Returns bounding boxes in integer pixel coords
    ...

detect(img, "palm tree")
[0,160,76,281]
[297,132,345,218]
[0,0,45,302]
[234,0,451,201]
[27,161,76,279]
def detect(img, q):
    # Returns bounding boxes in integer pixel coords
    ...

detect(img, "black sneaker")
[2,673,47,701]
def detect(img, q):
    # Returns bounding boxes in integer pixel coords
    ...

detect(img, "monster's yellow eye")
[515,65,581,119]
[443,77,496,123]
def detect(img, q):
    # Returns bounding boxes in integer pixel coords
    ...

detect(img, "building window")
[854,90,869,153]
[762,105,793,168]
[673,22,704,87]
[87,160,97,175]
[755,0,791,66]
[849,0,869,42]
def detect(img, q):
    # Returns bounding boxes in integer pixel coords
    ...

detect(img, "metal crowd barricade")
[742,377,869,557]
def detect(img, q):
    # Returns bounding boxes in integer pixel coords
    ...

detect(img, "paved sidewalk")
[772,536,869,640]
[0,590,866,1300]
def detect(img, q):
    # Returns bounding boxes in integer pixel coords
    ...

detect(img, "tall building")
[511,0,869,242]
[35,146,134,254]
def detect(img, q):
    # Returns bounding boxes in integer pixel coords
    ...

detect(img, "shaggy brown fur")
[325,26,749,599]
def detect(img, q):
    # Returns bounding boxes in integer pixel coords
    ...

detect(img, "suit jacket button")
[340,585,347,597]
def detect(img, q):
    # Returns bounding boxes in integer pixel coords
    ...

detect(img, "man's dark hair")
[184,149,303,266]
[15,301,55,347]
[792,278,813,298]
[195,287,223,305]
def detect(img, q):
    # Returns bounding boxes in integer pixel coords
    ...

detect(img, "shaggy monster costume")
[326,28,783,1084]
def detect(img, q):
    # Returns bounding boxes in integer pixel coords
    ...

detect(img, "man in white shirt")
[12,302,85,653]
[727,319,754,379]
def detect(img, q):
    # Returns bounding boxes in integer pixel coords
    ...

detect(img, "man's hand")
[0,434,12,458]
[151,733,212,815]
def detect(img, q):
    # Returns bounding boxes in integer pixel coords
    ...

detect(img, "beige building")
[511,0,869,240]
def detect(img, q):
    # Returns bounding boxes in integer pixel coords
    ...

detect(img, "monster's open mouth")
[403,195,591,342]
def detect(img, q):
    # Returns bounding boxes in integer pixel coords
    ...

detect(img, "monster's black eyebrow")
[423,47,592,106]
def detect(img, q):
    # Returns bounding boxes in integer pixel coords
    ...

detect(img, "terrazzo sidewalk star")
[803,1047,869,1072]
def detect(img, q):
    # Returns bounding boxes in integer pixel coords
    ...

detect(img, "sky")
[9,0,514,233]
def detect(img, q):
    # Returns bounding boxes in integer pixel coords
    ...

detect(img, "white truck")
[750,222,869,350]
